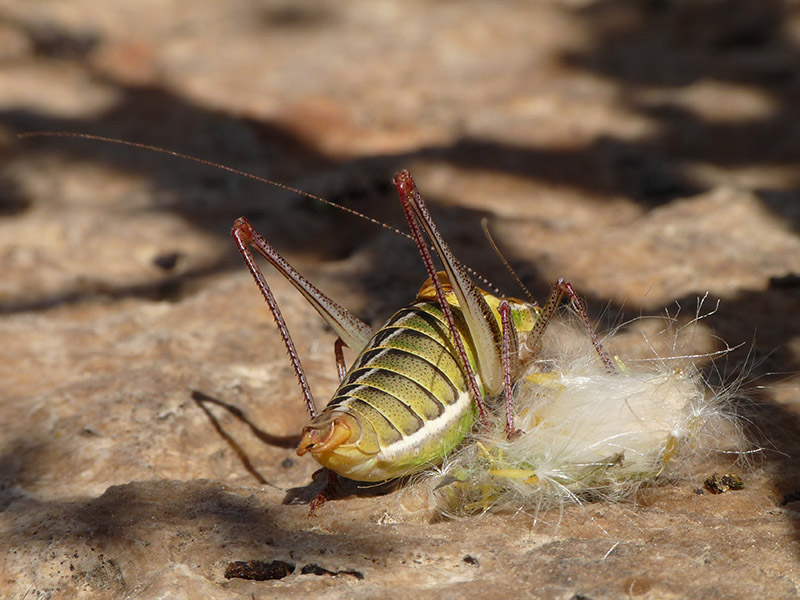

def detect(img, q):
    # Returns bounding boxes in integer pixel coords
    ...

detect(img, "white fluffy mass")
[429,309,746,515]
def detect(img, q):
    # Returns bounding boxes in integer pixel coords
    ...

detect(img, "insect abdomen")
[315,300,479,481]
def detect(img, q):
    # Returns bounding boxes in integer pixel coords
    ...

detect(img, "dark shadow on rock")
[191,390,299,488]
[282,467,402,507]
[562,0,792,88]
[0,436,54,497]
[414,136,705,206]
[191,390,301,450]
[7,13,100,60]
[0,172,31,216]
[0,478,408,593]
[704,284,800,516]
[559,0,800,219]
[257,2,337,29]
[0,259,225,313]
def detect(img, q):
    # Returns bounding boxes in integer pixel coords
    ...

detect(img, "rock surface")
[1,1,799,598]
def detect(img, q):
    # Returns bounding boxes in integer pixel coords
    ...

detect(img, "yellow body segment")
[297,276,540,481]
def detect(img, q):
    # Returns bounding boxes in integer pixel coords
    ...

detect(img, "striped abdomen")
[297,299,479,481]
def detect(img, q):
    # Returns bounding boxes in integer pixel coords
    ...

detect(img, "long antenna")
[481,217,534,302]
[19,131,414,241]
[20,131,504,293]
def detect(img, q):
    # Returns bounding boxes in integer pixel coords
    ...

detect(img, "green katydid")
[232,170,615,509]
[20,133,725,513]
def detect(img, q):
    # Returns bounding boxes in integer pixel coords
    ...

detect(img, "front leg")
[308,468,340,515]
[528,278,616,373]
[499,301,523,440]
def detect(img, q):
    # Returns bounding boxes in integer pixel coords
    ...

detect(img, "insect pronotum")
[231,169,616,509]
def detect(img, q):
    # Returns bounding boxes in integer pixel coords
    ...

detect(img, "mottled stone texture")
[1,1,799,598]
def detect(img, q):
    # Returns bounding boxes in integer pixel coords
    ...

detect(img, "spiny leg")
[559,280,615,371]
[498,301,522,439]
[395,173,505,395]
[393,172,490,426]
[232,218,373,354]
[233,219,356,511]
[528,277,616,373]
[308,468,340,515]
[232,217,318,418]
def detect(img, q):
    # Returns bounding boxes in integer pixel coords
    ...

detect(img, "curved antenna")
[20,131,503,293]
[19,131,413,241]
[480,217,534,302]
